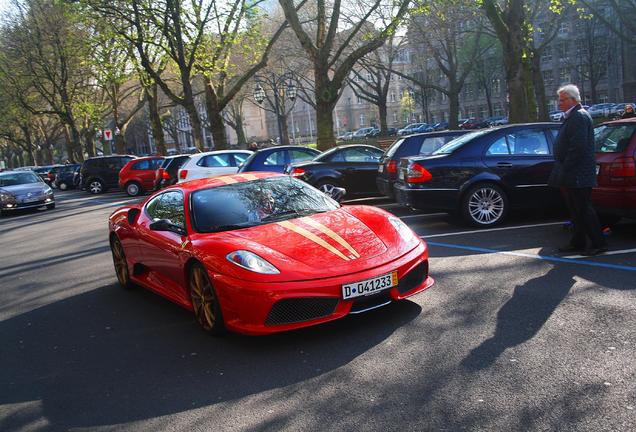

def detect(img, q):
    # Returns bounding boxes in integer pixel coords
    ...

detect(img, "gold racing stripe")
[237,173,258,181]
[216,176,238,184]
[301,217,360,259]
[277,221,350,261]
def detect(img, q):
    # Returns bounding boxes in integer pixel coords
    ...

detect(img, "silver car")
[0,170,55,215]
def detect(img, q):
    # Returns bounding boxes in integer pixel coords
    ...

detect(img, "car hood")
[0,183,49,196]
[192,206,420,282]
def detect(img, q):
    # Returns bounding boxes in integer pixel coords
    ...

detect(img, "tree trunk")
[146,86,167,156]
[114,129,126,154]
[83,131,95,158]
[183,102,205,151]
[315,100,335,151]
[378,102,388,135]
[234,114,247,146]
[204,80,229,150]
[531,54,549,121]
[280,114,291,146]
[67,122,84,161]
[448,89,460,129]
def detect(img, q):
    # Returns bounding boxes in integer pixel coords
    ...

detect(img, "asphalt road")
[1,189,635,431]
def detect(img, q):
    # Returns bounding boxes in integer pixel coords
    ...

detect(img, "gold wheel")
[189,264,224,334]
[111,238,132,289]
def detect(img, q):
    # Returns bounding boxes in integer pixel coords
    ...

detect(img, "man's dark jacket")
[548,104,597,188]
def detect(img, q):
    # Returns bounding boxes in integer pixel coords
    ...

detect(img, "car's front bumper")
[1,197,54,211]
[212,241,433,335]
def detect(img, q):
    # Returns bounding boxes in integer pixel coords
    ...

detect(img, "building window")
[558,22,569,35]
[357,95,362,104]
[559,68,571,83]
[366,71,372,81]
[541,47,552,63]
[360,113,365,126]
[393,111,398,123]
[492,78,501,94]
[390,91,396,103]
[558,42,569,61]
[543,70,554,87]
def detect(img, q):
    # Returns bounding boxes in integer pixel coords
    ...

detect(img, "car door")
[196,153,235,178]
[136,191,189,303]
[483,128,554,207]
[260,149,289,172]
[340,147,382,194]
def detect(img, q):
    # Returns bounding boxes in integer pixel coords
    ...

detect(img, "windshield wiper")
[261,209,318,222]
[209,222,258,232]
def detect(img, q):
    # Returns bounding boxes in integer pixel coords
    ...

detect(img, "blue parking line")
[426,241,636,272]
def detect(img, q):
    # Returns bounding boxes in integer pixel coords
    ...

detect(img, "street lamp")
[252,72,298,145]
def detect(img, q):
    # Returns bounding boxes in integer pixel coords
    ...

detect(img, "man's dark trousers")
[562,187,605,249]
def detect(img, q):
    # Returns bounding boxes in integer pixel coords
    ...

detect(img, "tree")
[579,0,636,42]
[279,0,413,150]
[400,89,416,123]
[480,0,538,123]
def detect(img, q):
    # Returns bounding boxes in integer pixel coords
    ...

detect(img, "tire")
[110,237,134,290]
[189,263,225,335]
[58,182,68,191]
[125,181,142,197]
[87,178,105,194]
[461,183,508,227]
[46,203,56,210]
[315,179,341,196]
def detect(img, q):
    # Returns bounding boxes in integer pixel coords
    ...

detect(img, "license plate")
[398,170,405,180]
[596,164,600,175]
[378,165,384,173]
[342,271,398,300]
[23,197,40,203]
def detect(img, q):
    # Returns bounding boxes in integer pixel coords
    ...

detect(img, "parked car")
[32,165,63,186]
[287,144,384,198]
[238,145,321,173]
[0,170,55,215]
[154,154,190,190]
[54,164,81,190]
[592,118,636,222]
[81,155,136,194]
[549,110,564,122]
[118,156,164,196]
[177,150,253,183]
[398,123,427,136]
[608,103,636,119]
[459,118,489,129]
[376,130,469,199]
[352,127,376,139]
[108,172,433,335]
[588,103,615,119]
[393,123,562,226]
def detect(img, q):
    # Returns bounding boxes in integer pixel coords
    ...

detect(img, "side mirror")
[149,219,186,235]
[326,187,346,203]
[127,208,140,225]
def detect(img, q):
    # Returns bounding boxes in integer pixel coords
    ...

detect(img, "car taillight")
[179,169,188,179]
[386,160,398,174]
[609,157,636,178]
[291,167,305,178]
[406,162,433,183]
[48,172,55,179]
[160,168,170,179]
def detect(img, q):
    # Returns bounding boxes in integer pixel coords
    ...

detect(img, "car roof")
[254,145,320,153]
[189,149,253,158]
[86,154,136,160]
[166,171,284,192]
[601,117,636,125]
[330,144,382,150]
[400,129,469,139]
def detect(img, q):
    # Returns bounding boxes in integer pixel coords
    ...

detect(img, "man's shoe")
[581,247,608,256]
[558,244,582,253]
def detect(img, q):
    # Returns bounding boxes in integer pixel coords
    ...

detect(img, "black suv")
[81,155,135,194]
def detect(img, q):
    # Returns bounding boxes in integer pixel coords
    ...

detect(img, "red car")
[118,156,164,196]
[593,118,636,222]
[108,172,434,335]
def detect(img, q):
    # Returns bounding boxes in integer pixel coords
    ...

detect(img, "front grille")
[397,261,428,294]
[265,297,339,326]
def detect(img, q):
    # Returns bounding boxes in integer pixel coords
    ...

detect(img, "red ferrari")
[108,172,434,335]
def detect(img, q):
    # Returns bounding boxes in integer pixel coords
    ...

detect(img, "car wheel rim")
[111,240,128,286]
[127,184,139,195]
[90,181,102,193]
[190,267,216,330]
[468,187,504,224]
[319,183,336,195]
[59,183,67,190]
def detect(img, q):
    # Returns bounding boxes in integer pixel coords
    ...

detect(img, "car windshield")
[191,176,340,233]
[384,138,405,158]
[314,147,340,161]
[0,172,42,186]
[594,124,636,153]
[432,129,490,155]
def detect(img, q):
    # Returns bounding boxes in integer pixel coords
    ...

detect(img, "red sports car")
[108,172,434,335]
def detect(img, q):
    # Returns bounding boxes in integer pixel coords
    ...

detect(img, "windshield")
[432,129,490,155]
[594,124,636,153]
[191,176,340,233]
[0,172,42,186]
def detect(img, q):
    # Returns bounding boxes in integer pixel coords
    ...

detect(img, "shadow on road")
[0,284,421,431]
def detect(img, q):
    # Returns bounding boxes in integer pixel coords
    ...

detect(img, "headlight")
[388,216,416,243]
[45,188,54,196]
[0,192,16,203]
[226,250,280,274]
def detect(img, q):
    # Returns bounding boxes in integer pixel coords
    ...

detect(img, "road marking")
[563,248,636,259]
[376,202,402,209]
[426,241,636,272]
[399,212,447,220]
[421,221,566,238]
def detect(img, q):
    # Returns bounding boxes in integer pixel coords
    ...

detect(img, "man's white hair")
[557,84,581,103]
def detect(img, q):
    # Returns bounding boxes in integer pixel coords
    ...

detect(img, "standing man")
[549,84,607,256]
